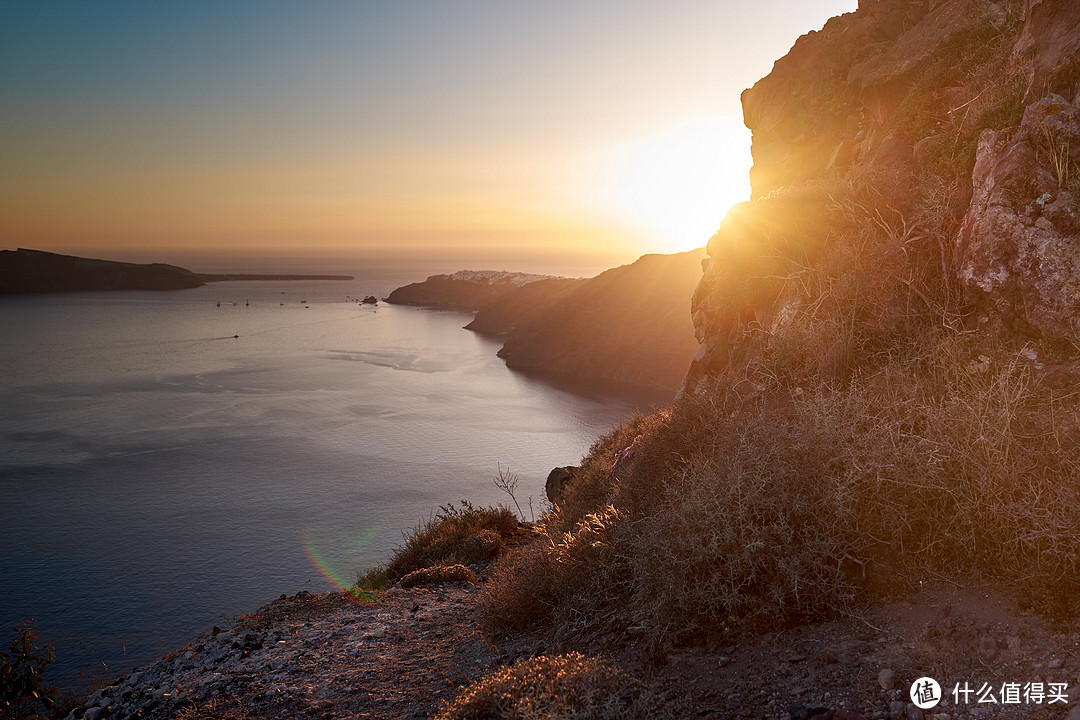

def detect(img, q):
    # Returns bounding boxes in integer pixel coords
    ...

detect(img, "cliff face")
[387,251,705,395]
[685,0,1080,392]
[493,249,706,395]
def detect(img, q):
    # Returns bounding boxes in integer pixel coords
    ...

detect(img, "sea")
[0,256,648,689]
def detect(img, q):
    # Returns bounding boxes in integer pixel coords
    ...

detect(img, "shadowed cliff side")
[489,249,706,395]
[388,251,706,395]
[385,271,576,311]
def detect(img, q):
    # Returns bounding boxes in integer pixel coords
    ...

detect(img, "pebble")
[878,668,895,691]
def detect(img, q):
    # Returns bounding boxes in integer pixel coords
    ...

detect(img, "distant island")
[0,248,353,295]
[385,270,570,310]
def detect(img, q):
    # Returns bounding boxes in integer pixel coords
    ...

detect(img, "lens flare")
[301,525,381,592]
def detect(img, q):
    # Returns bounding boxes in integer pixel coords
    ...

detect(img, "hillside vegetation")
[478,0,1080,653]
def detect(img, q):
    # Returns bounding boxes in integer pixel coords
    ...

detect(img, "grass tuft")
[357,501,518,589]
[433,652,661,720]
[399,564,477,589]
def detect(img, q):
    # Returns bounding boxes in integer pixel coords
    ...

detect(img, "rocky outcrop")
[0,248,205,294]
[464,278,581,336]
[385,270,568,311]
[391,251,705,395]
[685,0,1080,391]
[545,466,578,504]
[957,94,1080,338]
[494,249,706,395]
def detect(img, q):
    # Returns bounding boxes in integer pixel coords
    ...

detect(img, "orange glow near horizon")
[0,2,857,263]
[598,118,752,255]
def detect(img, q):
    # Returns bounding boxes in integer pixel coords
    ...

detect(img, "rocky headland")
[388,250,706,395]
[0,248,353,295]
[384,270,574,311]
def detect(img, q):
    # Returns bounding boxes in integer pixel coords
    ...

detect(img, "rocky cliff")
[491,249,705,395]
[684,0,1080,393]
[389,251,705,395]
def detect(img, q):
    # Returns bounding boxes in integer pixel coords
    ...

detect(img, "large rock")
[956,94,1080,337]
[545,466,578,504]
[1012,0,1080,103]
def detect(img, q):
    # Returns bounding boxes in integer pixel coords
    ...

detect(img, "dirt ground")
[66,563,1080,720]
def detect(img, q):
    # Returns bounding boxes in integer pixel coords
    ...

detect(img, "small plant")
[0,621,59,720]
[493,464,530,522]
[1040,126,1073,188]
[348,566,390,601]
[434,652,660,720]
[399,564,477,589]
[383,500,518,582]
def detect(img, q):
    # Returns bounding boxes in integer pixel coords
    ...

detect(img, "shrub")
[0,622,59,720]
[434,653,661,720]
[399,564,477,589]
[384,501,518,582]
[483,341,1080,649]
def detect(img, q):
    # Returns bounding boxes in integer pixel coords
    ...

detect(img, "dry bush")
[399,564,477,589]
[482,341,1080,648]
[384,501,518,582]
[434,652,661,720]
[479,543,563,633]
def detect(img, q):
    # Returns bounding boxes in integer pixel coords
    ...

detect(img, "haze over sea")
[0,254,644,687]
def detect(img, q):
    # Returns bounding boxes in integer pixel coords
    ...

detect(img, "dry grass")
[399,564,477,589]
[379,501,518,583]
[483,347,1080,650]
[481,148,1080,651]
[433,653,661,720]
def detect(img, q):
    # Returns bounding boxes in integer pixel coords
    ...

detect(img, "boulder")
[545,466,578,504]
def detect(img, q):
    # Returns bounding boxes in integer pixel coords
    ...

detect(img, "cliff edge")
[685,0,1080,391]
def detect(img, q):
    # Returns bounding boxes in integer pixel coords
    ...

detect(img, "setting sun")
[600,117,752,255]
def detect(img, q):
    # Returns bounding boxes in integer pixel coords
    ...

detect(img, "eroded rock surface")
[957,94,1080,337]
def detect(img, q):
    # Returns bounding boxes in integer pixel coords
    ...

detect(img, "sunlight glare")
[605,117,751,255]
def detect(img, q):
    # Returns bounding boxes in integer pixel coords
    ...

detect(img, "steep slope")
[479,0,1080,683]
[493,249,705,394]
[685,0,1080,391]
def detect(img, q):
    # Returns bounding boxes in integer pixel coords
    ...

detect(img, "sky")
[0,0,857,269]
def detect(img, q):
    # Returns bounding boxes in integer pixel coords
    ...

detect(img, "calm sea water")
[0,272,643,687]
